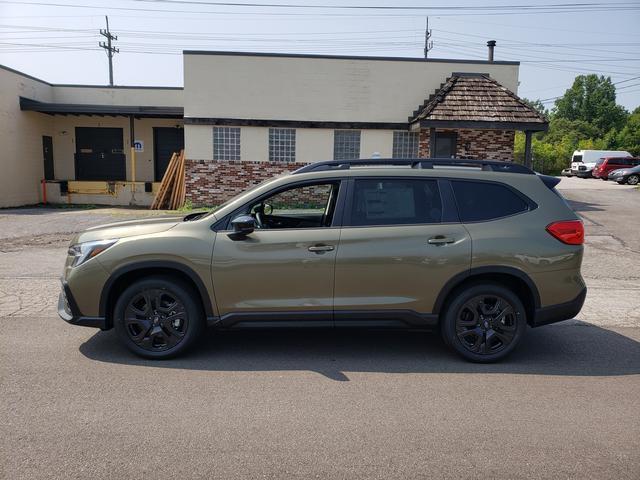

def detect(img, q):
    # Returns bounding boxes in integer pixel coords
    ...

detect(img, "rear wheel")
[441,283,527,363]
[627,174,639,185]
[114,276,204,359]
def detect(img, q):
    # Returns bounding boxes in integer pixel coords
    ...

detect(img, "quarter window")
[269,128,296,162]
[334,130,361,160]
[348,179,442,226]
[392,131,419,158]
[213,127,241,161]
[451,180,529,222]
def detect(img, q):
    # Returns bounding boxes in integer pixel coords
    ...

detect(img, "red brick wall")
[418,128,515,161]
[185,159,307,206]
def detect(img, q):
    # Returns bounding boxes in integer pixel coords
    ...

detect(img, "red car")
[593,156,640,179]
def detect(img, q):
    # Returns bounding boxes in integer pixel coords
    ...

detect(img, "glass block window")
[333,130,361,160]
[392,131,419,158]
[269,128,296,162]
[213,127,241,161]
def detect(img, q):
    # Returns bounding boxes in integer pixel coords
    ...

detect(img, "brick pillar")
[418,129,431,158]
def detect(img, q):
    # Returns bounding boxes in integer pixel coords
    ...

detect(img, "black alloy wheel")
[114,276,203,359]
[124,289,189,351]
[441,283,526,363]
[455,295,517,356]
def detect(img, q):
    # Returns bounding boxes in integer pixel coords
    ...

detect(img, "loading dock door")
[75,127,126,181]
[154,127,184,181]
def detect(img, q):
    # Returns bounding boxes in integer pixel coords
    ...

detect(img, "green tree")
[615,107,640,156]
[553,74,628,134]
[521,97,549,118]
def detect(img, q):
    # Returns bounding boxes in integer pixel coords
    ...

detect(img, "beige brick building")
[0,50,547,208]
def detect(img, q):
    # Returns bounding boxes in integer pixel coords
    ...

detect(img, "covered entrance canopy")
[19,96,185,182]
[409,73,548,167]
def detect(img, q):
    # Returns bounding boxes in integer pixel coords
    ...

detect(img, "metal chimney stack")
[487,40,496,62]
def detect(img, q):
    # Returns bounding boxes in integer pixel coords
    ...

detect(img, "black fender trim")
[532,287,586,327]
[432,266,541,314]
[99,261,214,319]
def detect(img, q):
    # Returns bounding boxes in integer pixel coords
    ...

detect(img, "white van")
[570,150,632,178]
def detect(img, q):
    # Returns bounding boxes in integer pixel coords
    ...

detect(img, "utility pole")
[99,15,119,86]
[424,17,433,59]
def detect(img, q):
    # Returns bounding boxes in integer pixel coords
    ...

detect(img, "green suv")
[59,159,586,362]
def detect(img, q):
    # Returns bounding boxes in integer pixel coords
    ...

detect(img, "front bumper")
[58,281,107,329]
[531,287,587,327]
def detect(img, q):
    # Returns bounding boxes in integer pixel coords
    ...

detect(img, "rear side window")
[348,179,442,226]
[452,181,529,222]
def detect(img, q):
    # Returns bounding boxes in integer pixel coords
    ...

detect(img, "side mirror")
[230,215,256,237]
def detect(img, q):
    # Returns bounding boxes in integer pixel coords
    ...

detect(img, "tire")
[114,275,204,359]
[627,174,639,185]
[440,283,527,363]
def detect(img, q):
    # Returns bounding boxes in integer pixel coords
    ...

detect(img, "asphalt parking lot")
[1,177,639,479]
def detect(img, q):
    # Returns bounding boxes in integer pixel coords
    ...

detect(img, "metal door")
[75,127,125,180]
[42,136,54,180]
[153,127,184,181]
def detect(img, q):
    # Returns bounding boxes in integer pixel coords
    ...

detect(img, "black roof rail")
[292,158,534,175]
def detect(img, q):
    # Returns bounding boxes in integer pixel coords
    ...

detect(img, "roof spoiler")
[538,174,561,190]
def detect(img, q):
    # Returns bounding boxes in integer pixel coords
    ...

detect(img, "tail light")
[546,220,584,245]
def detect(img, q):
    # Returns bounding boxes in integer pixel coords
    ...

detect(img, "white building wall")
[0,66,53,207]
[361,130,394,158]
[184,53,519,122]
[297,129,334,163]
[51,86,183,107]
[185,124,213,160]
[185,126,399,163]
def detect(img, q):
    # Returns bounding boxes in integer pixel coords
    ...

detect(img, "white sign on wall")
[134,140,144,152]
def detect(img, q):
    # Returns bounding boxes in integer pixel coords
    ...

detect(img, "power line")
[1,0,639,18]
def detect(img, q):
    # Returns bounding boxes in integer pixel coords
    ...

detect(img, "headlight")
[68,239,117,267]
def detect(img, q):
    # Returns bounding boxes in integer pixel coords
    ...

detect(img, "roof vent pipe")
[487,40,496,62]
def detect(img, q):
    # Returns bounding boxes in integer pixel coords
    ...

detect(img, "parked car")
[561,168,573,177]
[593,157,640,179]
[608,164,640,185]
[570,149,632,178]
[58,158,586,363]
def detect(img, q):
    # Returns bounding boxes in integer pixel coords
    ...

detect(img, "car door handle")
[428,236,456,245]
[308,244,335,253]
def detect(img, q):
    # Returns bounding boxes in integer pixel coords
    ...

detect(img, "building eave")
[184,117,408,130]
[416,119,549,132]
[19,97,184,118]
[182,50,520,65]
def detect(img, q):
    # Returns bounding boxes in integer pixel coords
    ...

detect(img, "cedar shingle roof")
[410,73,547,129]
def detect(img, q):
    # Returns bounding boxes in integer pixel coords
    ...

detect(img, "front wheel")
[627,174,639,185]
[114,276,204,359]
[440,284,527,363]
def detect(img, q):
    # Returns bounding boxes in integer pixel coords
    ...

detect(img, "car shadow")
[79,323,640,381]
[565,199,605,213]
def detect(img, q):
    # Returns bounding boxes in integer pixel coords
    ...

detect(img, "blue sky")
[1,0,639,111]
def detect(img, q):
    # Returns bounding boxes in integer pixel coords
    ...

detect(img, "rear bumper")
[531,287,587,327]
[58,281,107,330]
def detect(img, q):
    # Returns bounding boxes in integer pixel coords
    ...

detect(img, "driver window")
[249,182,338,229]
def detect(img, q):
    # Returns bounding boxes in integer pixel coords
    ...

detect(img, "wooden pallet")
[150,150,186,210]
